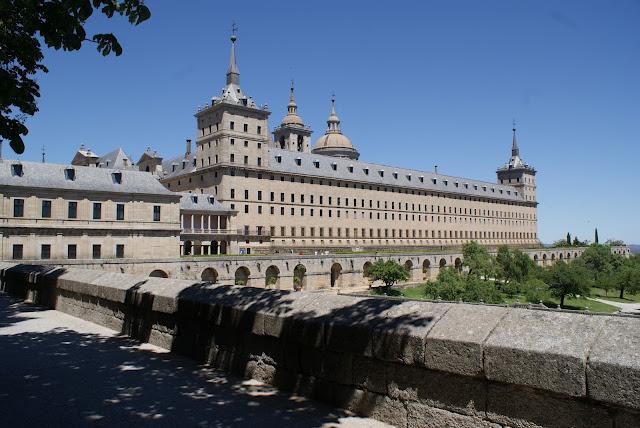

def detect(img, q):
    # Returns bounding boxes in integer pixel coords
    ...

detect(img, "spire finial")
[511,120,519,157]
[226,23,240,85]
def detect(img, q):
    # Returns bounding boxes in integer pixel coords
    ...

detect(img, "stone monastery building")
[149,34,539,255]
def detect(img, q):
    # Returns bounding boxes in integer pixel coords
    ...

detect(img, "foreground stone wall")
[2,263,639,428]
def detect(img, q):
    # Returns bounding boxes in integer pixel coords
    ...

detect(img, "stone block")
[483,308,606,396]
[486,382,612,428]
[373,300,451,365]
[615,410,640,428]
[353,356,388,394]
[424,304,508,376]
[407,403,500,428]
[354,392,408,428]
[586,316,640,410]
[388,364,485,417]
[333,385,366,412]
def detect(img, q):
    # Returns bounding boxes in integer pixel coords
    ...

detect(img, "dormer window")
[208,197,215,204]
[392,172,398,179]
[348,165,354,173]
[454,182,459,188]
[314,160,320,168]
[295,157,301,166]
[464,183,469,189]
[112,172,122,184]
[379,169,384,177]
[192,196,198,203]
[491,188,495,192]
[331,163,337,171]
[364,167,370,175]
[182,161,186,169]
[172,164,176,172]
[64,168,76,181]
[482,186,487,191]
[443,180,448,186]
[418,175,424,183]
[11,163,23,177]
[432,178,437,184]
[406,174,411,181]
[276,155,282,163]
[473,185,478,190]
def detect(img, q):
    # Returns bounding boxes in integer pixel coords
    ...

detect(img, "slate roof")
[268,148,527,203]
[180,193,235,214]
[98,148,136,170]
[161,154,195,179]
[0,160,179,198]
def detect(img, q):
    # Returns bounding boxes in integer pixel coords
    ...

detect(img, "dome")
[311,97,359,160]
[280,84,305,127]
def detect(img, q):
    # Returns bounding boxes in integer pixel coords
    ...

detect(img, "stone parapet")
[1,263,639,427]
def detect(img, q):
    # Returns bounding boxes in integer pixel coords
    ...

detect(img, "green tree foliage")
[1,0,151,154]
[496,245,535,285]
[545,261,592,307]
[594,228,599,244]
[462,241,493,278]
[614,256,640,299]
[605,239,625,246]
[522,278,548,304]
[581,244,620,286]
[424,267,502,303]
[567,233,572,246]
[368,259,409,294]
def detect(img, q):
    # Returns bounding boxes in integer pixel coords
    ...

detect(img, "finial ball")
[230,34,237,42]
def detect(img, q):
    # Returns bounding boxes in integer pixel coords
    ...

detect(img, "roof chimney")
[186,139,192,157]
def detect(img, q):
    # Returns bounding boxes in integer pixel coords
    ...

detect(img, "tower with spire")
[272,81,312,153]
[193,28,271,173]
[496,125,537,202]
[311,96,359,160]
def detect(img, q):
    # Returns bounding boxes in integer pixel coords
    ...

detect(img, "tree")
[1,0,151,154]
[581,245,617,285]
[368,259,409,294]
[522,278,548,304]
[605,239,625,246]
[594,228,599,245]
[545,261,592,307]
[614,256,640,299]
[567,233,572,246]
[462,241,493,279]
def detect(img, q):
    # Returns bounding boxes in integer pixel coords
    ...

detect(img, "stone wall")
[2,263,639,427]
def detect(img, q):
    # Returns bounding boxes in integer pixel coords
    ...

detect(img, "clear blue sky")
[16,0,640,244]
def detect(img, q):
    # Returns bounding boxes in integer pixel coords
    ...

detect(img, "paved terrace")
[0,293,388,427]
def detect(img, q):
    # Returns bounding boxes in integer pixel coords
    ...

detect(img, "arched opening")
[363,261,373,279]
[201,267,218,283]
[293,264,306,291]
[422,259,431,280]
[149,269,168,278]
[404,260,413,270]
[439,258,447,268]
[234,266,250,286]
[533,254,539,264]
[574,252,579,259]
[184,240,193,256]
[566,252,571,260]
[559,253,564,260]
[551,253,556,261]
[145,165,150,172]
[265,265,280,288]
[330,263,342,288]
[279,135,286,149]
[454,258,462,271]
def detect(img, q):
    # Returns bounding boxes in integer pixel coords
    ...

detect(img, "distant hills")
[630,245,640,255]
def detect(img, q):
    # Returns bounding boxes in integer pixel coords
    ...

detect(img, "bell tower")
[272,81,312,152]
[496,126,537,202]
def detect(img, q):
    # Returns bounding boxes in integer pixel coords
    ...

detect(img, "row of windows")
[227,190,534,220]
[11,199,161,222]
[11,244,125,260]
[199,121,262,137]
[264,226,536,240]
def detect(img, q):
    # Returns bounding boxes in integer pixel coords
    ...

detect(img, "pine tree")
[595,228,599,244]
[567,233,572,246]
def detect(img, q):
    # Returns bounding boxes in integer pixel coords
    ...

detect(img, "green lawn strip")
[589,287,640,303]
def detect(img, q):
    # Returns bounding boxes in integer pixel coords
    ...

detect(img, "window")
[244,190,249,199]
[230,154,235,162]
[257,126,262,134]
[116,244,125,258]
[12,244,23,260]
[41,200,52,218]
[11,163,23,177]
[41,244,51,260]
[13,199,24,217]
[230,138,235,145]
[67,244,77,259]
[116,203,125,220]
[153,205,161,221]
[68,201,78,219]
[64,168,76,181]
[112,172,122,184]
[231,189,235,198]
[243,155,248,165]
[243,123,248,132]
[230,121,235,130]
[257,157,262,166]
[92,244,101,259]
[93,202,102,220]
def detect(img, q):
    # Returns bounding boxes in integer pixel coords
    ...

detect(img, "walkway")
[0,294,389,428]
[590,297,640,314]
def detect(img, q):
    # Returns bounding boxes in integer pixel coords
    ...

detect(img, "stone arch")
[454,257,462,271]
[566,252,571,260]
[551,253,556,261]
[293,264,307,291]
[559,253,564,260]
[235,266,250,286]
[439,258,447,268]
[422,259,431,279]
[201,267,218,283]
[331,263,342,288]
[363,261,373,278]
[265,265,280,288]
[184,240,193,256]
[149,269,168,278]
[574,252,579,259]
[533,254,539,263]
[404,260,413,270]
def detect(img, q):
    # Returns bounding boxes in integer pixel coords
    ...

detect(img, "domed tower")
[312,96,359,160]
[272,82,312,152]
[496,126,537,202]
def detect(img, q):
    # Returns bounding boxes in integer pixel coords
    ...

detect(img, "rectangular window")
[68,201,78,219]
[41,244,51,260]
[243,123,248,132]
[153,205,161,221]
[257,126,262,134]
[116,244,125,258]
[244,189,249,199]
[230,121,235,130]
[257,157,262,166]
[116,203,125,220]
[92,244,101,259]
[41,200,52,218]
[243,155,248,165]
[13,199,24,217]
[230,154,235,162]
[93,202,102,220]
[12,244,23,260]
[67,244,77,260]
[231,189,235,198]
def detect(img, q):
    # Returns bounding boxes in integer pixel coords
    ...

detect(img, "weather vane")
[231,21,238,36]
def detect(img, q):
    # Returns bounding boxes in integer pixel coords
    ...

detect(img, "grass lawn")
[590,287,640,303]
[373,285,619,314]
